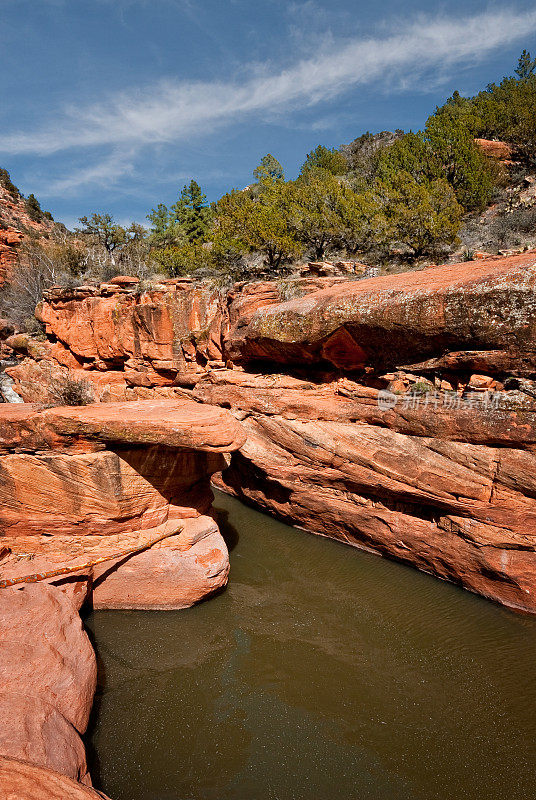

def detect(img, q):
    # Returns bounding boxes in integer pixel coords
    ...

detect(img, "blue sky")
[1,0,536,229]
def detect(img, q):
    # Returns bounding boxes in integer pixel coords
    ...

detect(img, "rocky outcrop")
[226,251,536,376]
[0,180,56,287]
[189,253,536,614]
[0,399,244,609]
[5,276,350,402]
[6,252,536,616]
[0,757,111,800]
[197,371,536,613]
[0,226,23,286]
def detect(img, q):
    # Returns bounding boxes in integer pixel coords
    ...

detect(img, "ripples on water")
[85,490,536,800]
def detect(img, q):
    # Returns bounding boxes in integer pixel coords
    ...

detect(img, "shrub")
[407,381,434,396]
[26,194,43,222]
[150,241,212,277]
[0,168,19,197]
[47,373,95,406]
[0,241,73,329]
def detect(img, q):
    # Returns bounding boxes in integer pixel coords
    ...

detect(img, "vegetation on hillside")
[141,51,535,278]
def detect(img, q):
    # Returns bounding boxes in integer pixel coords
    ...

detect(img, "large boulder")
[0,584,96,784]
[226,252,536,375]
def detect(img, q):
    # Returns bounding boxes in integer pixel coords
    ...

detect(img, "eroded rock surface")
[0,584,96,784]
[205,372,536,612]
[5,276,347,402]
[0,757,110,800]
[192,253,536,614]
[226,251,536,375]
[0,396,245,795]
[0,399,243,607]
[5,253,536,617]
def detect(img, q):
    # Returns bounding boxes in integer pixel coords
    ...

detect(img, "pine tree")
[147,203,171,235]
[515,50,536,81]
[170,180,211,243]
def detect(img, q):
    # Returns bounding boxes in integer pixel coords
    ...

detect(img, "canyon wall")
[5,274,345,401]
[204,252,536,614]
[4,253,536,614]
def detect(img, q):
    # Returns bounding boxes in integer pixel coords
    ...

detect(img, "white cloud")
[3,7,535,192]
[2,8,534,160]
[37,149,136,195]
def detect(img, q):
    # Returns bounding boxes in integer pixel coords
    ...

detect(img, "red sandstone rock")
[0,396,244,790]
[193,370,536,447]
[190,367,536,613]
[9,252,536,620]
[474,138,514,162]
[37,282,222,371]
[225,251,536,375]
[0,757,110,800]
[91,515,229,609]
[0,400,244,538]
[216,409,536,613]
[108,275,140,286]
[0,399,242,613]
[40,398,247,451]
[0,180,57,287]
[0,584,96,733]
[0,227,23,286]
[5,276,350,403]
[0,446,218,536]
[468,374,495,390]
[0,694,91,785]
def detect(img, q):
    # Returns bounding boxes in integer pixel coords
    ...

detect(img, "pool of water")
[85,490,536,800]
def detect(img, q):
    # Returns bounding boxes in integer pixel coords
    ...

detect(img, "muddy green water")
[85,490,536,800]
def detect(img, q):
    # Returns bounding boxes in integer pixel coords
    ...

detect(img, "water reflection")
[86,490,536,800]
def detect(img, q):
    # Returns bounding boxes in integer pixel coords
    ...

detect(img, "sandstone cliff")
[4,253,536,615]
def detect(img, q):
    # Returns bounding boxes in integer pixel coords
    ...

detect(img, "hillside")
[0,171,57,286]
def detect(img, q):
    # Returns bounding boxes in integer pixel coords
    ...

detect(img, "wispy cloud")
[3,7,535,193]
[2,8,534,159]
[37,149,136,195]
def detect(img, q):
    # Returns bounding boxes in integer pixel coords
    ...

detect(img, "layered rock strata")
[225,251,536,375]
[4,276,348,402]
[194,370,536,613]
[0,399,245,608]
[5,253,536,615]
[196,252,536,614]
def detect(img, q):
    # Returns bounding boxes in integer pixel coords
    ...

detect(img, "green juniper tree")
[300,145,348,177]
[253,154,285,183]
